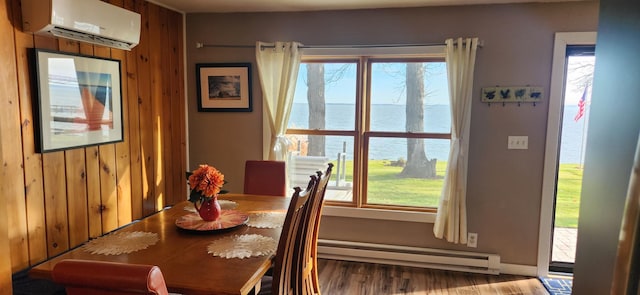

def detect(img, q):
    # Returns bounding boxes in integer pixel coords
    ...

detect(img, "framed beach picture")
[32,49,123,153]
[196,63,252,112]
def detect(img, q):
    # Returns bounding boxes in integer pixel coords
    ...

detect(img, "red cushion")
[52,259,169,295]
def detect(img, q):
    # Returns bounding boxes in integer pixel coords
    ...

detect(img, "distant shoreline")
[289,103,586,164]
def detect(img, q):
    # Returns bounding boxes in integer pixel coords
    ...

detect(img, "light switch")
[508,136,528,149]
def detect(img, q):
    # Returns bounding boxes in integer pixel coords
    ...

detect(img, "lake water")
[559,104,588,164]
[289,103,586,164]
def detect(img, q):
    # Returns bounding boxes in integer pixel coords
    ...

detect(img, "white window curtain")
[433,37,479,244]
[255,41,302,161]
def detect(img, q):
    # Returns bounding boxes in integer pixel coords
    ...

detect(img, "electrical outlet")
[467,233,478,248]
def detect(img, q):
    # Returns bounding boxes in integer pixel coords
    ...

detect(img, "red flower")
[189,165,225,198]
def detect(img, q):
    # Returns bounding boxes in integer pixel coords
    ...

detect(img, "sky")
[49,58,78,80]
[293,62,450,105]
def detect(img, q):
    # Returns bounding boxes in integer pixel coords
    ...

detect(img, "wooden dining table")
[29,194,290,295]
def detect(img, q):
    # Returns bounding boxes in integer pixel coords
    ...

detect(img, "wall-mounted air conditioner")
[22,0,141,51]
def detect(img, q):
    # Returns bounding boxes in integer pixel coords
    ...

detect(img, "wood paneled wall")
[0,116,11,293]
[0,0,185,289]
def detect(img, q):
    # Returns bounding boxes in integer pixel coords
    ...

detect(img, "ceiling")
[148,0,581,13]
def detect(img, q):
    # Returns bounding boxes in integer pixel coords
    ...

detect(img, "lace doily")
[207,234,277,259]
[184,200,238,213]
[246,212,285,228]
[83,231,158,255]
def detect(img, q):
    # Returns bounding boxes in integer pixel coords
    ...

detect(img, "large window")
[287,52,450,211]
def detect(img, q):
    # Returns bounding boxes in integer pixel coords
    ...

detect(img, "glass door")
[550,45,595,273]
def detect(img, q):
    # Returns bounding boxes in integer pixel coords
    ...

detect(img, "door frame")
[538,31,596,277]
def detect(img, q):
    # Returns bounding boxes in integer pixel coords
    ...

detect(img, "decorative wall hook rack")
[481,86,543,107]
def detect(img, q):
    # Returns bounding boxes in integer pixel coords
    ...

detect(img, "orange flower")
[189,164,225,198]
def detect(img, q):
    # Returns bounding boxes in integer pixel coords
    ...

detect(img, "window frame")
[287,47,450,213]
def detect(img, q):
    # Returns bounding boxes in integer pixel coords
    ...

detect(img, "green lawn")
[342,160,582,228]
[364,160,447,207]
[555,164,583,228]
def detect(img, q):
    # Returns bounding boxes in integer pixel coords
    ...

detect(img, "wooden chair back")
[244,160,287,196]
[297,163,333,295]
[271,174,319,295]
[52,259,169,295]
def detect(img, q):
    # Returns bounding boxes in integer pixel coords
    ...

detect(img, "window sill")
[322,206,436,223]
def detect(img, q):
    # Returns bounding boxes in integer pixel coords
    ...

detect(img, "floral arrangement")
[188,164,228,204]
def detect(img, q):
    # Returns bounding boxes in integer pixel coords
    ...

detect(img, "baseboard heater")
[317,239,500,275]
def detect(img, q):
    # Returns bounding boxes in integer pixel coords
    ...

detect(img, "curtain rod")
[195,40,484,49]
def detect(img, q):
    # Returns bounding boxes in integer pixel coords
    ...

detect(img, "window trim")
[323,206,436,223]
[290,46,449,212]
[301,45,446,59]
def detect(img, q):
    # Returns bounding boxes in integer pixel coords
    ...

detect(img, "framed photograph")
[196,63,252,112]
[32,49,123,153]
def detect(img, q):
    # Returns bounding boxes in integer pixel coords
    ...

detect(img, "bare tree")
[399,63,437,178]
[305,63,352,157]
[307,63,325,156]
[568,58,595,91]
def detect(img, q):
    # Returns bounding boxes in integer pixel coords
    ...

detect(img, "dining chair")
[52,259,169,295]
[261,173,319,295]
[244,160,287,196]
[297,163,333,295]
[258,163,332,295]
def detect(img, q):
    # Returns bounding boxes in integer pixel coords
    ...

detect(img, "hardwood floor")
[317,259,549,295]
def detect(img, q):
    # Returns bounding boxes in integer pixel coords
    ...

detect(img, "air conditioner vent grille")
[51,27,134,51]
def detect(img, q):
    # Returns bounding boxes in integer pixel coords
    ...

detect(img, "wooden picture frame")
[196,63,252,112]
[32,49,124,153]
